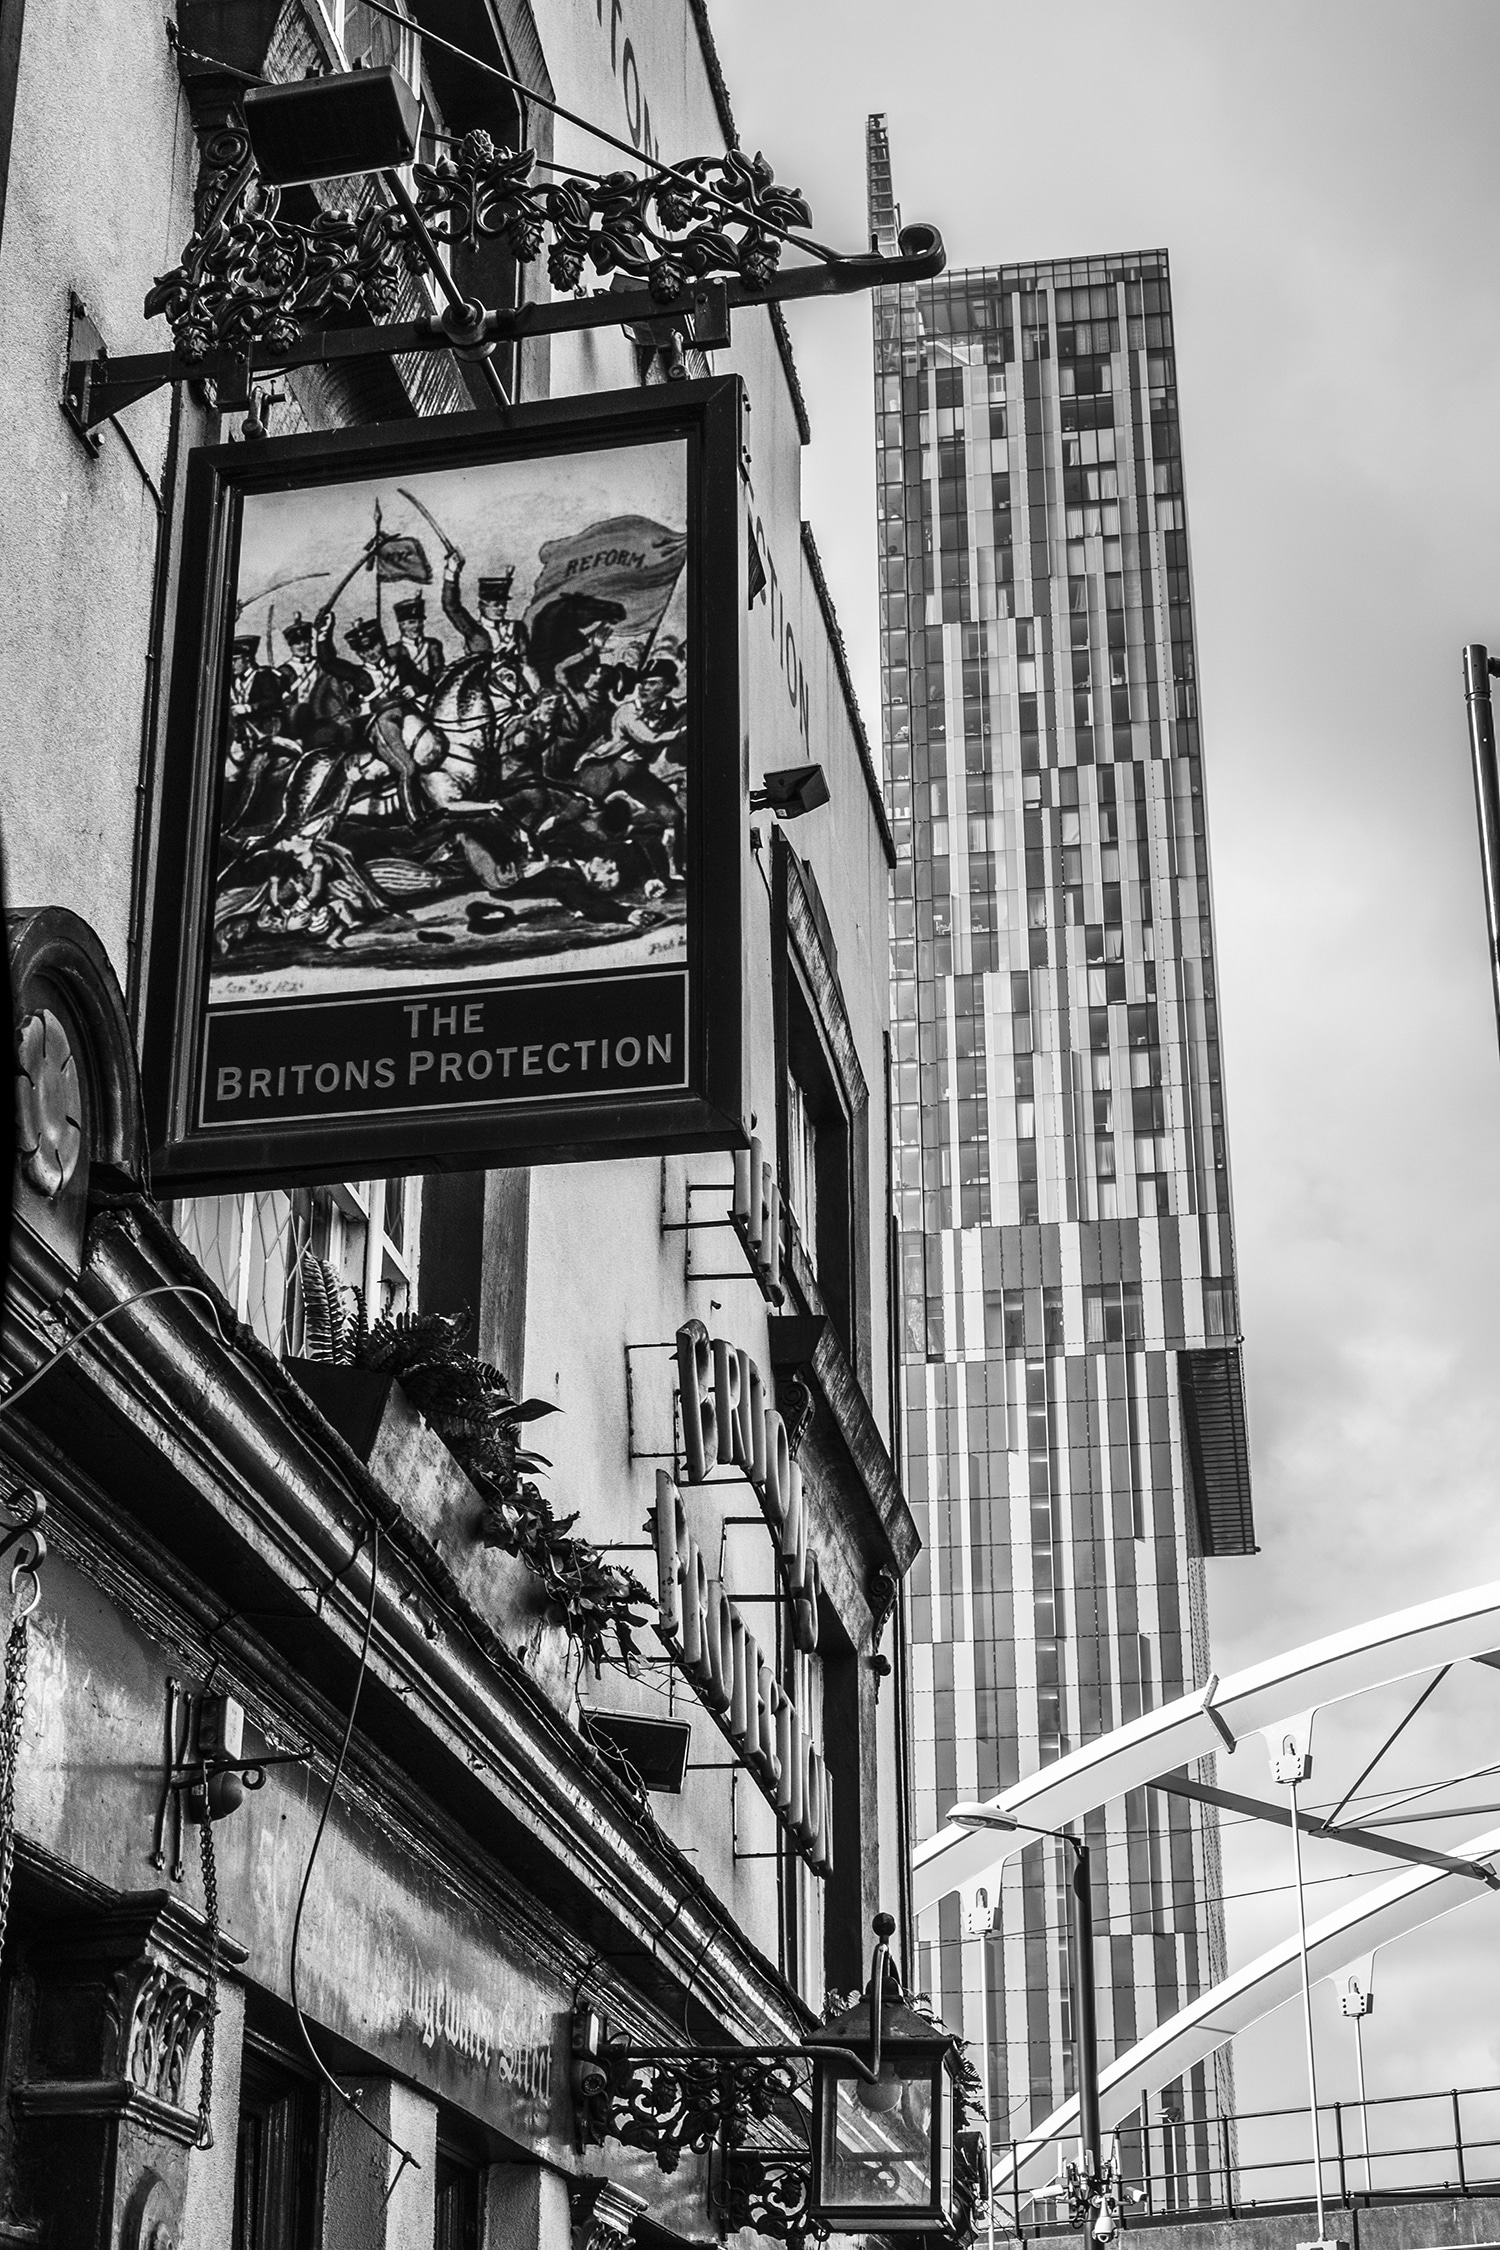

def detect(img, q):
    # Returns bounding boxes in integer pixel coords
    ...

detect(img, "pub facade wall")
[0,0,917,2241]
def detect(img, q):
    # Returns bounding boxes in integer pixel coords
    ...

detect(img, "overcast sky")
[715,0,1500,2140]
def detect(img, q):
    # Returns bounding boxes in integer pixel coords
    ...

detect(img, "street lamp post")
[949,1803,1115,2242]
[1462,645,1500,1056]
[965,1889,999,2250]
[1067,1831,1104,2201]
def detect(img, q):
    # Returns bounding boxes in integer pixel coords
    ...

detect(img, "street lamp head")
[946,1801,1019,1832]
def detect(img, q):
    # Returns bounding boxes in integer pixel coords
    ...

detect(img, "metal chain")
[0,1610,32,1968]
[197,1803,220,2151]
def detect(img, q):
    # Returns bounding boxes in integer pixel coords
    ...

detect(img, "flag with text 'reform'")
[525,515,687,641]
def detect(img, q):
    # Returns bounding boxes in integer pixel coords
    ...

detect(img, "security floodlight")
[243,66,422,187]
[750,763,830,821]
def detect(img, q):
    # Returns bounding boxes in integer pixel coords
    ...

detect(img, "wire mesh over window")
[171,1180,419,1357]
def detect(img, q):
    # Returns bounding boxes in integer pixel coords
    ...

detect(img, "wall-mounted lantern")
[806,1914,964,2234]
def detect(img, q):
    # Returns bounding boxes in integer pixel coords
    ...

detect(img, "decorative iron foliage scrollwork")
[417,134,812,302]
[144,119,816,362]
[717,2152,829,2247]
[596,2046,804,2173]
[145,175,418,363]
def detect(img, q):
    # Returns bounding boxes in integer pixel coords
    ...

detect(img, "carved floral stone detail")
[15,1008,82,1200]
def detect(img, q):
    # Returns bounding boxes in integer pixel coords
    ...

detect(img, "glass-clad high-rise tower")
[868,118,1255,2155]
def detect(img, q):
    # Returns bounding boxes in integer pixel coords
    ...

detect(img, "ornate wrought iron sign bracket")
[64,97,945,432]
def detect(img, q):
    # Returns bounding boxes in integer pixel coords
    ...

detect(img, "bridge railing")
[991,2080,1500,2234]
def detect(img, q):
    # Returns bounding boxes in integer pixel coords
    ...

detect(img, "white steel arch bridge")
[909,1578,1500,2196]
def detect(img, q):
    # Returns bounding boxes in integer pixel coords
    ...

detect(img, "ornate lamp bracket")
[65,68,946,431]
[570,1916,917,2245]
[571,2017,807,2170]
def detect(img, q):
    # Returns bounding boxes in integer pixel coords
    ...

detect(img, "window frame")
[771,834,872,1390]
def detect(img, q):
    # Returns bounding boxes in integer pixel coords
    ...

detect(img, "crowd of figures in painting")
[211,442,692,996]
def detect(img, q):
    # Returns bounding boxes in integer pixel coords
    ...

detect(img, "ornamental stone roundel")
[15,1008,82,1201]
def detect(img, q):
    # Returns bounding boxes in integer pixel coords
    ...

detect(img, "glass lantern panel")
[821,2060,938,2217]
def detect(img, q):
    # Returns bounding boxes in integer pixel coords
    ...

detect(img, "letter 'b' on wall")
[676,1320,716,1481]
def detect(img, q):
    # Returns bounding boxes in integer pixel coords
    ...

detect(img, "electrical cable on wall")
[0,1285,236,1419]
[288,1519,422,2194]
[356,0,842,264]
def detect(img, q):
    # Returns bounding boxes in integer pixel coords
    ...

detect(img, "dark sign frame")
[141,378,747,1193]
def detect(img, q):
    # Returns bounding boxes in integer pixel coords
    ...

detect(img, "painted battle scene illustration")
[209,438,690,1000]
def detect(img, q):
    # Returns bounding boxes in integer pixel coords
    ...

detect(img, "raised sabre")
[398,486,463,567]
[234,568,330,619]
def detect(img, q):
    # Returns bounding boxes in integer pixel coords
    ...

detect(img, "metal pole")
[977,1931,996,2250]
[1288,1776,1327,2241]
[1463,644,1500,1057]
[1353,2012,1371,2196]
[1141,2089,1152,2215]
[1453,2089,1467,2196]
[1068,1838,1103,2212]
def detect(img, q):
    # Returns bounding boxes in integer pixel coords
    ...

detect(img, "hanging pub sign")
[141,378,747,1191]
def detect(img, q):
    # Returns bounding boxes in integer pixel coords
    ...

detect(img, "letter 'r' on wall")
[676,1320,716,1482]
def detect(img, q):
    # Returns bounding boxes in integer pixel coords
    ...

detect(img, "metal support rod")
[1142,2091,1152,2214]
[379,169,510,410]
[1354,2011,1372,2195]
[1453,2089,1467,2195]
[1289,1775,1327,2241]
[1334,2101,1347,2203]
[1463,645,1500,1061]
[1219,2113,1235,2216]
[1067,1837,1102,2205]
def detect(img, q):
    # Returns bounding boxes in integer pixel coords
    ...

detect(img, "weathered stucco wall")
[0,0,200,985]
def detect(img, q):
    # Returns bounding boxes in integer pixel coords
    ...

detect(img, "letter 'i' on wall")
[777,1691,803,1826]
[711,1338,742,1470]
